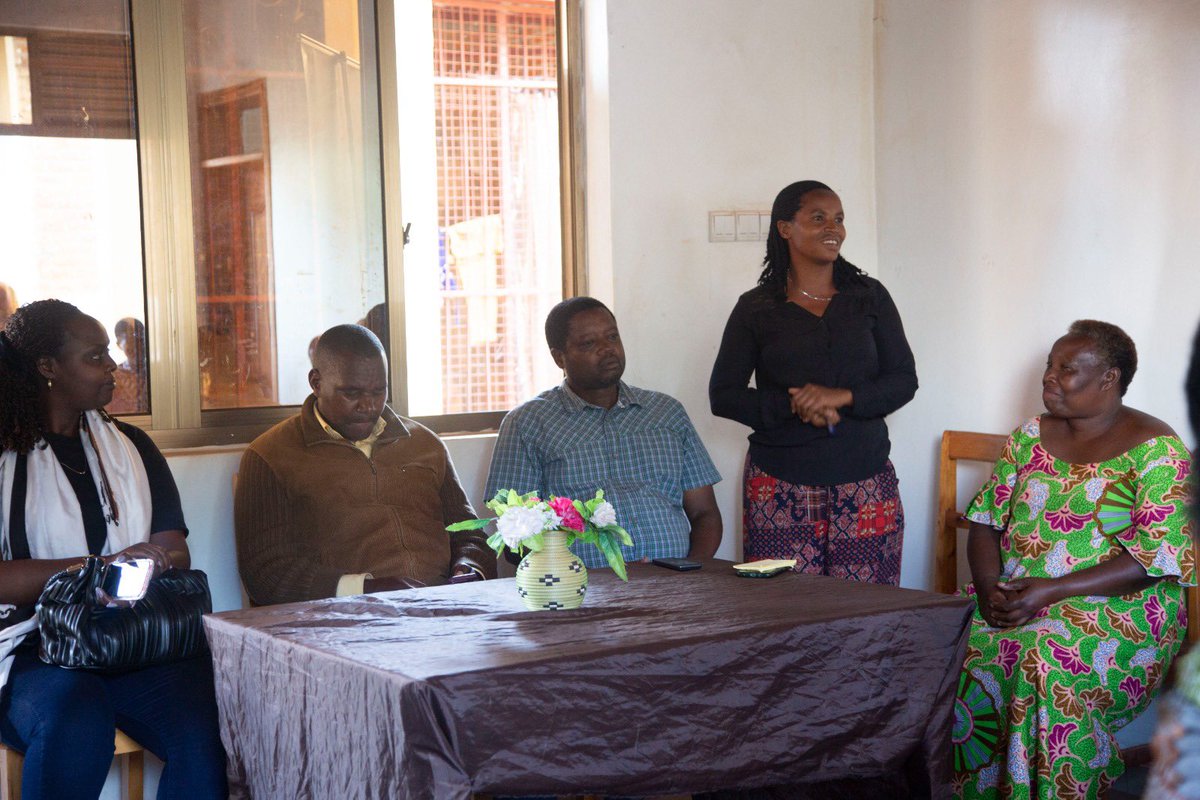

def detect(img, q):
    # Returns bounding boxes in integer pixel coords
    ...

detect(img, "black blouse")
[709,266,918,485]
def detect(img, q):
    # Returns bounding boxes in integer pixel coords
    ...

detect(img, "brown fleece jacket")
[235,396,495,605]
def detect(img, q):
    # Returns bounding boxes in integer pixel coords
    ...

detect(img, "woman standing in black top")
[709,180,917,585]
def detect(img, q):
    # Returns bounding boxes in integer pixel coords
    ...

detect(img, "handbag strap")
[9,451,30,561]
[0,453,34,634]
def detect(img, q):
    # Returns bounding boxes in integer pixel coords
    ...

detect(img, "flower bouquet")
[448,489,634,580]
[449,489,633,610]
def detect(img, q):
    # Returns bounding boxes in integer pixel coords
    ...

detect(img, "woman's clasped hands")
[978,576,1062,628]
[788,384,852,430]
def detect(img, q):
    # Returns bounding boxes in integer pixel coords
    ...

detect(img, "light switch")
[735,213,760,241]
[709,211,736,242]
[759,213,772,241]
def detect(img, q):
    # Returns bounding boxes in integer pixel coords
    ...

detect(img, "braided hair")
[0,299,87,453]
[757,180,869,296]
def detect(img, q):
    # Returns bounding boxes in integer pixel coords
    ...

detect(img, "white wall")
[596,0,879,561]
[874,0,1200,592]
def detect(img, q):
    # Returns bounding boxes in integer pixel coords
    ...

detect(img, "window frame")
[123,0,582,448]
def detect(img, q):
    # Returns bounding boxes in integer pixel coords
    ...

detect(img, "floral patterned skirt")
[741,455,903,586]
[953,582,1186,799]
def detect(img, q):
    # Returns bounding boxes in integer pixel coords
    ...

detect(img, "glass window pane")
[397,0,563,417]
[0,4,149,416]
[182,0,386,410]
[0,35,32,125]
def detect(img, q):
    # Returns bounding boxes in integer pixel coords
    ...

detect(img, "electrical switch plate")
[735,212,760,242]
[709,211,736,242]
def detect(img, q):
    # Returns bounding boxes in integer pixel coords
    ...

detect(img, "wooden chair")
[935,429,1200,646]
[934,430,1008,595]
[1,729,144,800]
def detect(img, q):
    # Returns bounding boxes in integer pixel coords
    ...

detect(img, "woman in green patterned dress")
[953,320,1194,800]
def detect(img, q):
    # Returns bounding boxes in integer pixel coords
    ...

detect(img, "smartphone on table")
[652,557,702,572]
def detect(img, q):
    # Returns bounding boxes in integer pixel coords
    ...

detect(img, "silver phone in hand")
[101,558,155,601]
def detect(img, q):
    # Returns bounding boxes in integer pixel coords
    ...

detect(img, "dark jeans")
[0,648,227,800]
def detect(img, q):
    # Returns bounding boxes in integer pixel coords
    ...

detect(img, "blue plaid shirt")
[484,382,722,568]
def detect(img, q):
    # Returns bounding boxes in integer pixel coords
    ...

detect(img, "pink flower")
[1174,458,1190,482]
[1119,676,1146,705]
[1146,595,1166,639]
[995,638,1021,679]
[1048,723,1078,759]
[1048,640,1089,675]
[1045,508,1090,533]
[549,497,585,531]
[1027,444,1059,477]
[1133,501,1173,527]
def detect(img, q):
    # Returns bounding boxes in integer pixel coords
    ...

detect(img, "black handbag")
[36,556,212,671]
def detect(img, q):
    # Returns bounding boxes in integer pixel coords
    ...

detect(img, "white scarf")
[0,411,152,692]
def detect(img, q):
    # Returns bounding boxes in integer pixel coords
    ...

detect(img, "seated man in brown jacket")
[235,324,495,605]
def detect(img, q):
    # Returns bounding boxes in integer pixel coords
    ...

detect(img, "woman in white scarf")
[0,300,225,800]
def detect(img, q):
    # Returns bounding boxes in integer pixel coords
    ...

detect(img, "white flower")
[497,506,551,549]
[590,501,617,528]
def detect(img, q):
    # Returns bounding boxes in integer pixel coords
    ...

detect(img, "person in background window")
[0,284,16,329]
[0,299,226,800]
[235,323,496,605]
[108,316,148,415]
[709,180,917,585]
[1142,320,1200,800]
[485,297,723,567]
[359,302,389,352]
[954,320,1192,800]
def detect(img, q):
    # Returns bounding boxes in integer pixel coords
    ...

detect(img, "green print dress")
[953,417,1194,800]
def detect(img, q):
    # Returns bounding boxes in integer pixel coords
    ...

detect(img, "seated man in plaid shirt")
[484,297,722,568]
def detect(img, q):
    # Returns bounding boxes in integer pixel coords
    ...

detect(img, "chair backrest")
[934,430,1007,595]
[1190,553,1200,648]
[935,429,1200,647]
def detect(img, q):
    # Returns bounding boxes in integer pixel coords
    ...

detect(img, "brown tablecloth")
[203,560,972,800]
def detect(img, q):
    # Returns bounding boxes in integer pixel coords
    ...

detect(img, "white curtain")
[503,88,562,402]
[300,36,366,294]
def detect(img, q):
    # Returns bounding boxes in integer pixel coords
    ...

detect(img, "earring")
[47,378,53,390]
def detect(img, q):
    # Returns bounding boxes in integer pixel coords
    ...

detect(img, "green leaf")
[485,532,506,554]
[523,532,545,552]
[446,517,493,531]
[595,536,628,581]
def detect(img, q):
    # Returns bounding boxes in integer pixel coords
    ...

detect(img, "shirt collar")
[313,403,388,446]
[558,380,643,412]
